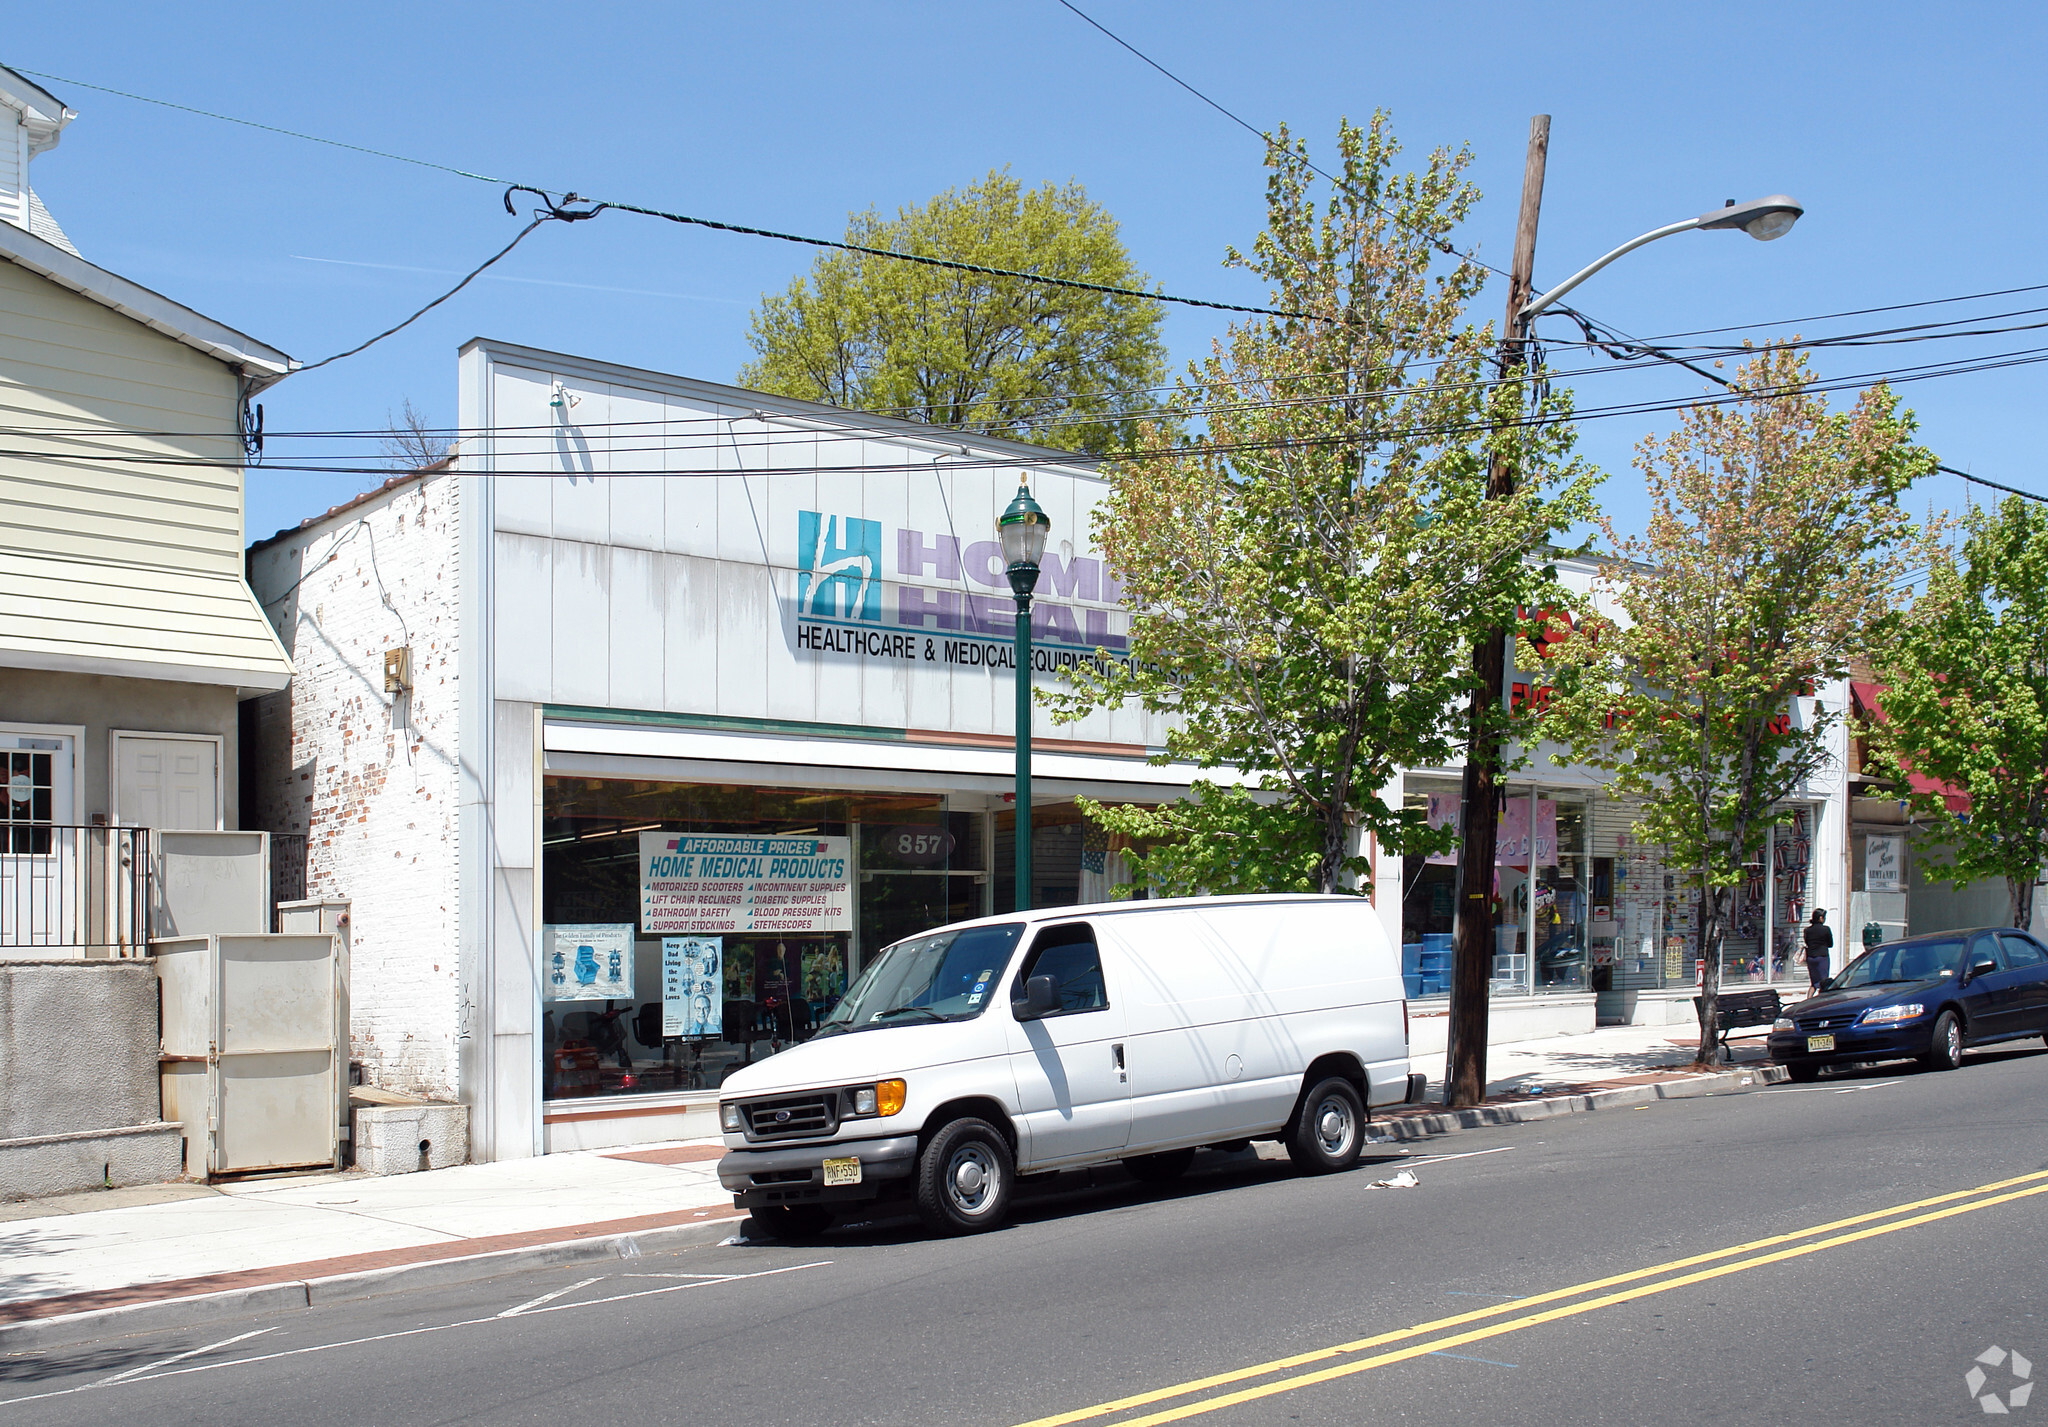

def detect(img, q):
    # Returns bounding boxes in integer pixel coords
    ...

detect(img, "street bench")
[1694,988,1783,1038]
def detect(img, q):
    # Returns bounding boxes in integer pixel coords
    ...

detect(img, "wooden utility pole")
[1446,115,1550,1110]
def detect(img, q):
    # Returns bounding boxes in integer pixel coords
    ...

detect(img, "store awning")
[0,549,294,692]
[1850,680,1969,813]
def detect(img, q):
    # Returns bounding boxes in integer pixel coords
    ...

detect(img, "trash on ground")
[1369,1169,1422,1189]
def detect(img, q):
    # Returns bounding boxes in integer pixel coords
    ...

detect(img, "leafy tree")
[1048,115,1596,896]
[1866,495,2048,928]
[1539,347,1933,1062]
[738,169,1166,454]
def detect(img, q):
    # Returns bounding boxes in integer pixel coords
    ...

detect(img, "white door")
[116,736,221,830]
[1003,922,1131,1167]
[1,734,76,949]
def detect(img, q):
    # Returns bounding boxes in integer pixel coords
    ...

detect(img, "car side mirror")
[1014,974,1059,1020]
[1967,956,1997,983]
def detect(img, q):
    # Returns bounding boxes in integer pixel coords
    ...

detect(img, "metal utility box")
[154,931,344,1178]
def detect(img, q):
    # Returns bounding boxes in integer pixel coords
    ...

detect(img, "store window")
[540,778,988,1099]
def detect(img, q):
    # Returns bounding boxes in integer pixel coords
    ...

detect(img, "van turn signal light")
[876,1078,907,1117]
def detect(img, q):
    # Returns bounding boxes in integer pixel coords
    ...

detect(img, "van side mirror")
[1014,974,1059,1020]
[1967,956,1997,983]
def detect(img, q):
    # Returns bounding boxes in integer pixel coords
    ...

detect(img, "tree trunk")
[2011,875,2036,931]
[1696,859,1723,1069]
[1319,809,1348,896]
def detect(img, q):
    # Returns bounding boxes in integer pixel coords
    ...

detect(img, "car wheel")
[1786,1061,1821,1083]
[1922,1010,1965,1071]
[750,1204,832,1240]
[916,1118,1014,1234]
[1123,1148,1197,1184]
[1287,1076,1366,1175]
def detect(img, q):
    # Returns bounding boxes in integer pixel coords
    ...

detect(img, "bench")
[1694,988,1783,1039]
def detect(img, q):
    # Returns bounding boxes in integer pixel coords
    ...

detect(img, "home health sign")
[640,833,852,935]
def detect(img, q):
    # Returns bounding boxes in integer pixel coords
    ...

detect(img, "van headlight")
[720,1102,743,1132]
[844,1079,907,1119]
[1857,1004,1923,1025]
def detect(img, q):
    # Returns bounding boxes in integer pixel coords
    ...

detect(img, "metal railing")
[0,824,153,958]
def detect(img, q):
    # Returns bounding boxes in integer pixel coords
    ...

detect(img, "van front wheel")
[1287,1077,1365,1175]
[916,1118,1015,1234]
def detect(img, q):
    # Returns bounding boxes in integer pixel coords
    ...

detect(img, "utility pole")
[1446,115,1550,1110]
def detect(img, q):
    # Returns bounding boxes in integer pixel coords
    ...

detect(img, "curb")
[1369,1064,1790,1143]
[0,1214,747,1353]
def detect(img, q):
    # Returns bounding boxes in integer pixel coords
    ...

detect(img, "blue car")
[1768,927,2048,1081]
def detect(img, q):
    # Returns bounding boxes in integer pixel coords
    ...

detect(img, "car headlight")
[1857,1003,1924,1025]
[1772,1017,1794,1031]
[720,1102,743,1132]
[844,1079,908,1119]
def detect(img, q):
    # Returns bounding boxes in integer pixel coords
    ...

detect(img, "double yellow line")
[1014,1167,2048,1427]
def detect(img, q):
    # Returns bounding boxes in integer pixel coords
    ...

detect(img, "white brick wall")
[248,474,463,1099]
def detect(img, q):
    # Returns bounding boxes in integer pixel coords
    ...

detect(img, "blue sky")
[12,1,2042,545]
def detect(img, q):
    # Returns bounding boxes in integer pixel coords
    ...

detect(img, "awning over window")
[0,549,293,691]
[1850,680,1969,812]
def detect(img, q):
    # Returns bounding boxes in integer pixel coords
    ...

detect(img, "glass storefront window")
[540,777,989,1098]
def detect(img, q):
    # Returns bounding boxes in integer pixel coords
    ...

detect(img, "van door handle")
[1112,1043,1126,1081]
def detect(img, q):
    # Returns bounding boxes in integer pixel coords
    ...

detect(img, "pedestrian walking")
[1803,910,1834,992]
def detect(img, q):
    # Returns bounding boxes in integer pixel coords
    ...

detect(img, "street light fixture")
[1446,125,1806,1109]
[999,480,1051,912]
[1518,195,1804,322]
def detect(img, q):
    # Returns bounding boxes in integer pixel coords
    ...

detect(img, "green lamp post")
[999,480,1051,912]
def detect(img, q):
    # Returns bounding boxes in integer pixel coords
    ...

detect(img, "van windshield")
[813,923,1025,1036]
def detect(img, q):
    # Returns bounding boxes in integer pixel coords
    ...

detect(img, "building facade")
[0,68,294,960]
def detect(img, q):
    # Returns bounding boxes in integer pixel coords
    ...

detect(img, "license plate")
[821,1156,862,1187]
[1807,1034,1835,1053]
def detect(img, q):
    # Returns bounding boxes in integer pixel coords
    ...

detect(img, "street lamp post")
[1445,118,1806,1110]
[999,481,1051,913]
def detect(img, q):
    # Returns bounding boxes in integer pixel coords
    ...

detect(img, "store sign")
[662,936,723,1038]
[640,832,852,935]
[544,923,634,1002]
[1866,833,1904,894]
[790,507,1137,674]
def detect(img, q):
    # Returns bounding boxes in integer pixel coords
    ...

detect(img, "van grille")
[741,1092,837,1141]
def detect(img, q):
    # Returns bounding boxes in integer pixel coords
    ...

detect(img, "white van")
[716,894,1423,1236]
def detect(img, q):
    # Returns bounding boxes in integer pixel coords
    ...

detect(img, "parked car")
[1768,927,2048,1080]
[716,895,1425,1237]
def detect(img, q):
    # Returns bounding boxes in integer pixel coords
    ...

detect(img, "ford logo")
[775,1109,791,1123]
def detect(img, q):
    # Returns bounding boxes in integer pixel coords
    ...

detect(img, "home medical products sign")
[663,936,724,1038]
[640,833,852,935]
[545,923,634,1002]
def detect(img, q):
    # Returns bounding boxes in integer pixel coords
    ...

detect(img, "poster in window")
[1865,833,1904,894]
[662,936,723,1038]
[544,924,634,1002]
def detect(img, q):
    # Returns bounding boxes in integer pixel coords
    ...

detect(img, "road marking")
[1012,1167,2048,1427]
[1401,1147,1516,1167]
[0,1261,830,1409]
[1836,1080,1902,1094]
[1428,1351,1517,1368]
[498,1277,604,1317]
[88,1328,277,1387]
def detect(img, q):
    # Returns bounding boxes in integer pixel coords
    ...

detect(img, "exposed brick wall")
[246,474,462,1099]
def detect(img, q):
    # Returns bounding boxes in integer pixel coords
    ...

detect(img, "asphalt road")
[5,1043,2046,1426]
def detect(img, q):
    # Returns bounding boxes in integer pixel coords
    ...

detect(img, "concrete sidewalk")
[0,1022,1771,1332]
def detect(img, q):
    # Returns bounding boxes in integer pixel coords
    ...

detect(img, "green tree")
[1048,115,1596,896]
[738,169,1166,454]
[1867,495,2048,927]
[1539,347,1933,1062]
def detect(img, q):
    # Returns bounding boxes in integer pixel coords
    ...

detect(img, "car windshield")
[812,922,1024,1036]
[1829,937,1967,990]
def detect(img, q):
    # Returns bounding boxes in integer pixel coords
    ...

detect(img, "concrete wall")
[0,959,181,1197]
[245,473,463,1099]
[0,668,237,824]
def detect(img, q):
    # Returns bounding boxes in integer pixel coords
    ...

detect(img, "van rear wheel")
[1123,1148,1196,1184]
[1287,1076,1365,1175]
[916,1118,1014,1234]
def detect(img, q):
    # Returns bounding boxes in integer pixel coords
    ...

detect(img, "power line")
[1049,0,1514,283]
[14,68,510,185]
